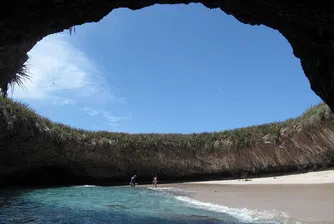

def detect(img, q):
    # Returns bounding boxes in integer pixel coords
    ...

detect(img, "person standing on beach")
[130,175,137,187]
[152,175,158,188]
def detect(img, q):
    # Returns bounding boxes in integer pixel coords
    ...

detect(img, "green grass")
[0,96,332,149]
[1,61,31,97]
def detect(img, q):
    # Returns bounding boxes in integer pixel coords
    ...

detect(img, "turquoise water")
[0,186,301,224]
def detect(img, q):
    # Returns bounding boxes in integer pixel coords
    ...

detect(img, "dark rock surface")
[1,1,334,110]
[1,99,334,187]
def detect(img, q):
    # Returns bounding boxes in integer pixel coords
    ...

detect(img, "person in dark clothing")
[130,175,137,187]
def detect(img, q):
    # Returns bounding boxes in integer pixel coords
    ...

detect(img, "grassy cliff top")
[1,96,333,149]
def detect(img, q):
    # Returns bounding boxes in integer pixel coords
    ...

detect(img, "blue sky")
[11,3,321,133]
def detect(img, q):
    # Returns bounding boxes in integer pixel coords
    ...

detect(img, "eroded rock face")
[1,100,334,187]
[0,1,334,110]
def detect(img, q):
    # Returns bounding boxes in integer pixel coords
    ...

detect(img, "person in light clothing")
[152,175,158,188]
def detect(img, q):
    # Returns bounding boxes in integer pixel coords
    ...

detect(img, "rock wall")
[1,1,334,110]
[1,99,334,186]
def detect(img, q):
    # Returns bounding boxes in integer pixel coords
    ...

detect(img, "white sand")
[172,184,334,223]
[185,170,334,185]
[142,170,334,223]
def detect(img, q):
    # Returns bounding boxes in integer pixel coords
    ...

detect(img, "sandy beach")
[186,170,334,185]
[147,170,334,223]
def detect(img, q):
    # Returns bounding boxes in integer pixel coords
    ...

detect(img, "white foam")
[149,187,194,193]
[174,196,303,224]
[75,185,97,188]
[150,187,302,223]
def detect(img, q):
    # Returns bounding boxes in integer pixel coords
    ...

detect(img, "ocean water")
[0,185,302,224]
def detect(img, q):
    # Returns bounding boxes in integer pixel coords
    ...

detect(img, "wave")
[174,196,303,224]
[74,185,98,188]
[148,187,194,193]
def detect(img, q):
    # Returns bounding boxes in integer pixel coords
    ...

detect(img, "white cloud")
[8,31,131,130]
[81,106,98,116]
[10,33,125,106]
[52,97,76,106]
[80,106,131,126]
[101,110,132,126]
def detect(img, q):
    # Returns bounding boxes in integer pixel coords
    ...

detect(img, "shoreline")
[142,170,334,223]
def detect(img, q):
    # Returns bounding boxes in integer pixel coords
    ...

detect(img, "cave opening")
[1,2,333,188]
[8,3,322,134]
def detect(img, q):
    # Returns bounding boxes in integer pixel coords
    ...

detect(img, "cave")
[1,1,334,112]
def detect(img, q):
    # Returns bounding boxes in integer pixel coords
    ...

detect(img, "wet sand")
[143,170,334,223]
[170,183,334,224]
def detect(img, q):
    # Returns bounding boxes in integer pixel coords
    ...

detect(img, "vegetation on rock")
[1,96,334,186]
[1,96,332,147]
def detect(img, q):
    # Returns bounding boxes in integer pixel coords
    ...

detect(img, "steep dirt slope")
[0,97,333,186]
